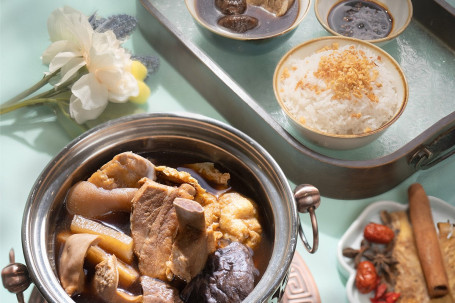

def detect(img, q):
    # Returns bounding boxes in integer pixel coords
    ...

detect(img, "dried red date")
[371,283,400,303]
[355,260,377,294]
[363,222,394,244]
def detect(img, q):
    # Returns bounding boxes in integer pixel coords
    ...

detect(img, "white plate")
[337,197,455,303]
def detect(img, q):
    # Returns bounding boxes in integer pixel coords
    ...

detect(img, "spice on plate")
[370,283,400,303]
[408,183,449,298]
[355,260,378,294]
[363,222,394,244]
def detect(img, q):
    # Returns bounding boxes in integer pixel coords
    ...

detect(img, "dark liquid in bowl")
[54,151,273,302]
[196,0,299,37]
[328,0,393,40]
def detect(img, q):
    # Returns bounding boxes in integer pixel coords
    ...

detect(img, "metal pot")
[2,113,320,303]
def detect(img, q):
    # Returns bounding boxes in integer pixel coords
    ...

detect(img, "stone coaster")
[282,251,321,303]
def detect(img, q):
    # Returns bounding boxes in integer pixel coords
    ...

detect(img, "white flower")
[42,6,93,84]
[41,6,139,124]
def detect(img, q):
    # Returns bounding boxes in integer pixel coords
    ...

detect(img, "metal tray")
[137,0,455,199]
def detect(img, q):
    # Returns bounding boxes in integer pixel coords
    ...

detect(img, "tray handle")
[294,184,321,254]
[409,125,455,170]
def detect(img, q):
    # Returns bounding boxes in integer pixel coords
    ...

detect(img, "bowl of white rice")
[273,36,408,150]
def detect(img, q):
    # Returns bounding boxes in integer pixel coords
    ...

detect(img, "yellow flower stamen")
[129,80,150,104]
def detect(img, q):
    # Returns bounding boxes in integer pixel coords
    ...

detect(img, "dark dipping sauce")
[328,0,393,40]
[196,0,299,37]
[54,151,273,303]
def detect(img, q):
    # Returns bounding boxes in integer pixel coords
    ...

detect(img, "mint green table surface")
[1,1,454,302]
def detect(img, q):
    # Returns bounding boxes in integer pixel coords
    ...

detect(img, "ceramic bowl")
[273,36,408,150]
[11,113,320,303]
[184,0,311,40]
[314,0,413,45]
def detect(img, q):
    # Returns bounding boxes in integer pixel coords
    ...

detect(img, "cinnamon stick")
[408,183,449,298]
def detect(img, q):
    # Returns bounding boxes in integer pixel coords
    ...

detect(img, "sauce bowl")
[314,0,413,45]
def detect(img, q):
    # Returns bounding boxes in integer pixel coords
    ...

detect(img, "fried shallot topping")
[314,45,380,102]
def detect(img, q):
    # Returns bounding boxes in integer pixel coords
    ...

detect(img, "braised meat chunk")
[130,179,184,280]
[141,276,182,303]
[180,242,258,303]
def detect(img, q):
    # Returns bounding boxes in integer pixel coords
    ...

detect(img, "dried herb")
[364,245,398,285]
[343,213,399,286]
[342,240,370,268]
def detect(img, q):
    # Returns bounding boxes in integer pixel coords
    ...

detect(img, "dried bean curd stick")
[408,183,449,298]
[57,232,139,287]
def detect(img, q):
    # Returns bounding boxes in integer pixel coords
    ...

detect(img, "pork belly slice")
[130,179,199,281]
[131,179,180,280]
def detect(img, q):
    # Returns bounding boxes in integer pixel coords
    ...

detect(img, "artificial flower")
[130,60,148,81]
[42,6,94,85]
[0,6,159,127]
[129,80,151,105]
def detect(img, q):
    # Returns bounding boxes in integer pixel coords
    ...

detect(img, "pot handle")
[294,184,320,254]
[1,249,31,303]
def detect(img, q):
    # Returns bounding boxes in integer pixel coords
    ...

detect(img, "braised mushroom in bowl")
[184,0,311,40]
[14,113,320,303]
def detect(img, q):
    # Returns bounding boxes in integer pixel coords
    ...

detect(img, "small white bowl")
[273,36,408,150]
[314,0,413,45]
[184,0,311,40]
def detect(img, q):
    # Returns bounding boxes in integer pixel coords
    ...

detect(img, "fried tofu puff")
[219,192,262,249]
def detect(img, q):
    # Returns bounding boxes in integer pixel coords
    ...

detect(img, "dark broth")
[54,151,273,302]
[196,0,299,37]
[328,0,393,40]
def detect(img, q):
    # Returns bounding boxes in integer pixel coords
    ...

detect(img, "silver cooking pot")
[2,113,320,303]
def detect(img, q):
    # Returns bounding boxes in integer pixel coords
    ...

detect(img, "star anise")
[363,245,398,285]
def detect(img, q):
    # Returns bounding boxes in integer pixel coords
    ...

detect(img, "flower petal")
[42,40,78,65]
[47,6,93,50]
[85,31,139,102]
[108,71,139,102]
[69,94,107,124]
[49,51,83,74]
[57,57,86,85]
[71,73,108,110]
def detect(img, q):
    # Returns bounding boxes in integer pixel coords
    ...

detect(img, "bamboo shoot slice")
[70,215,133,264]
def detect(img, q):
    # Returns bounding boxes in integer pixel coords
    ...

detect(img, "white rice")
[278,44,400,135]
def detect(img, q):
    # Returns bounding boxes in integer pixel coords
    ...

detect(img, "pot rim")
[21,112,299,303]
